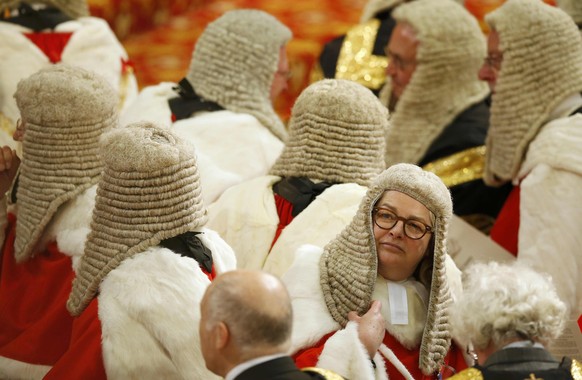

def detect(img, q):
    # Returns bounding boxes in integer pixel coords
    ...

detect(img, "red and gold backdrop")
[88,0,558,121]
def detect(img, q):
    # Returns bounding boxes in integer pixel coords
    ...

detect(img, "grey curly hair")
[451,262,567,350]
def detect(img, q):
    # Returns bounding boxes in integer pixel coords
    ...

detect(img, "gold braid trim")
[572,359,582,380]
[302,367,346,379]
[336,19,388,90]
[448,367,484,380]
[422,145,486,188]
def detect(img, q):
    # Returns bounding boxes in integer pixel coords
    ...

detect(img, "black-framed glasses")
[372,207,433,240]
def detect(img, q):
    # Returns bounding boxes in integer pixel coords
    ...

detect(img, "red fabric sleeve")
[490,186,520,256]
[0,214,75,365]
[44,298,107,380]
[292,328,468,380]
[292,331,335,369]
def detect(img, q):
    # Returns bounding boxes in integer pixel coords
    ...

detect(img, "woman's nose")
[388,220,405,237]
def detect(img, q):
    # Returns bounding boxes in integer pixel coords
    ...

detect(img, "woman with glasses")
[283,163,467,380]
[206,79,387,278]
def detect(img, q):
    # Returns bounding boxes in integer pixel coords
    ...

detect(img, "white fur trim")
[208,177,366,276]
[373,351,389,380]
[119,82,176,128]
[444,254,463,304]
[99,246,221,379]
[317,321,385,380]
[0,356,50,380]
[174,110,283,205]
[515,115,582,317]
[518,114,582,179]
[265,183,367,278]
[284,245,339,353]
[206,175,280,270]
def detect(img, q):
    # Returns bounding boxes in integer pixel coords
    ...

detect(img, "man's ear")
[215,321,229,350]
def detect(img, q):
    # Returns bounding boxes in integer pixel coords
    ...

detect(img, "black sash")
[168,78,224,121]
[159,231,213,273]
[2,4,72,31]
[272,177,334,217]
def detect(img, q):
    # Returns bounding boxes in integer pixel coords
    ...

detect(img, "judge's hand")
[348,300,385,358]
[0,146,20,197]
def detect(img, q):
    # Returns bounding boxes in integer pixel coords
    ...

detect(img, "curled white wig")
[451,262,567,350]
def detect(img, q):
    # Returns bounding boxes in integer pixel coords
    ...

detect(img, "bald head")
[200,269,293,372]
[208,269,291,314]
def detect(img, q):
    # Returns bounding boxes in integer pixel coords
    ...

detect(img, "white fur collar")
[99,246,222,379]
[283,244,340,354]
[265,182,367,278]
[519,114,582,180]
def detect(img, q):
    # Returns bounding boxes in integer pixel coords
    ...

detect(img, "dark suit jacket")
[474,347,578,379]
[234,356,340,380]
